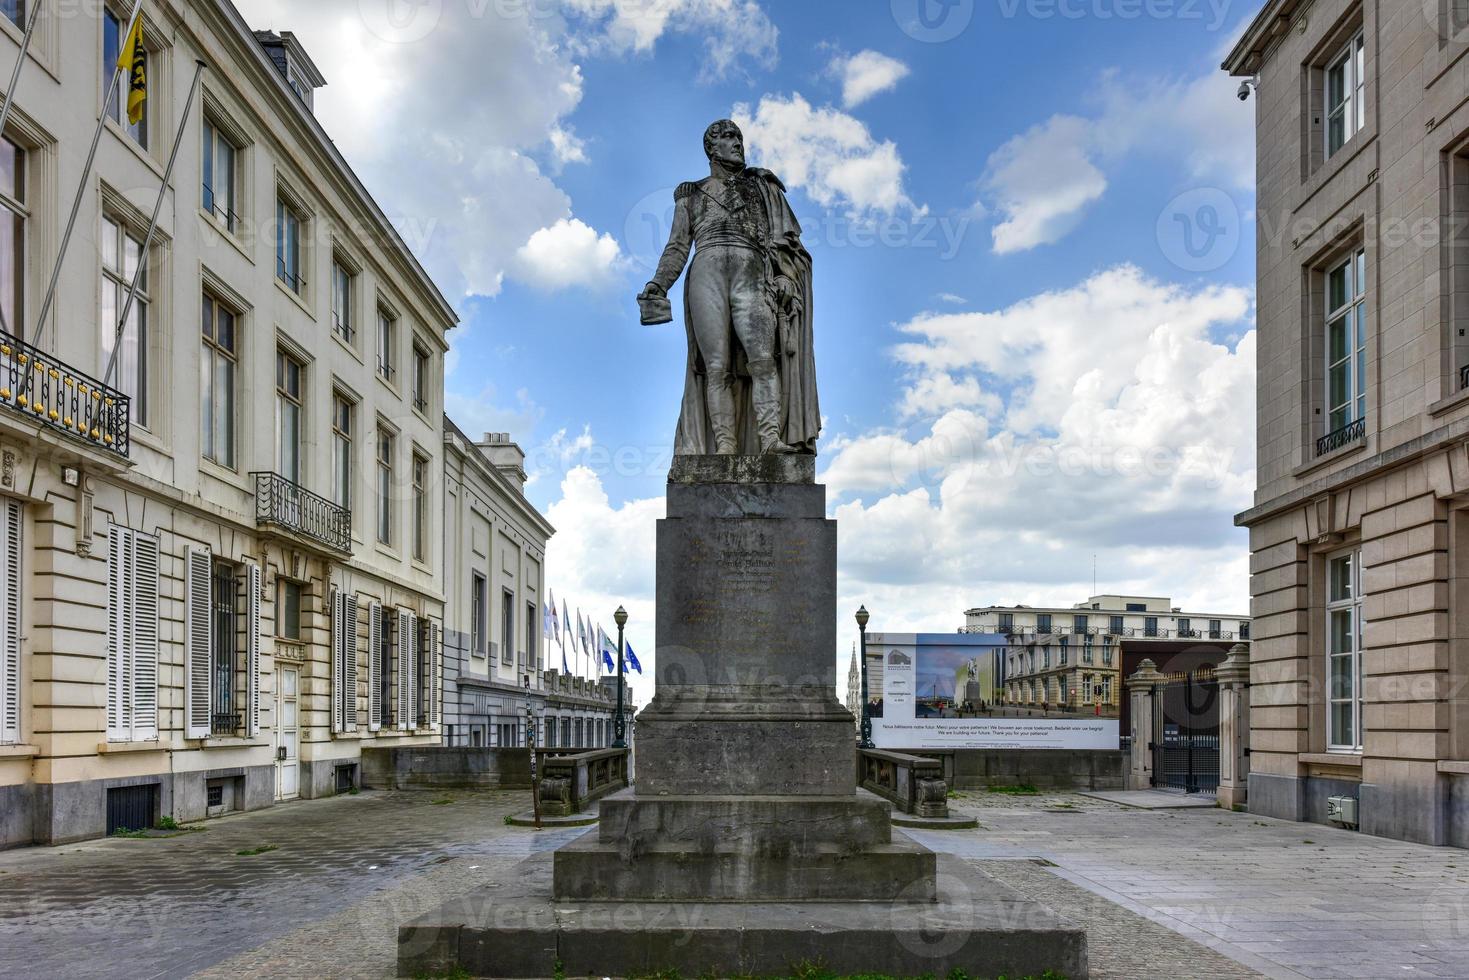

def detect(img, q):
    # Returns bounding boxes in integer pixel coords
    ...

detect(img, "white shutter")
[246,563,261,737]
[185,546,213,739]
[398,611,415,730]
[330,589,343,734]
[105,527,126,740]
[343,594,358,732]
[130,533,158,741]
[367,601,381,732]
[428,622,440,728]
[0,500,19,744]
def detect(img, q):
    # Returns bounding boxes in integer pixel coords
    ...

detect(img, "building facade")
[1227,0,1469,844]
[0,1,454,847]
[846,645,860,732]
[965,595,1249,643]
[1001,634,1122,714]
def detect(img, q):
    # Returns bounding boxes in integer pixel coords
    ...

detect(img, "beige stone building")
[1227,1,1469,843]
[0,1,453,846]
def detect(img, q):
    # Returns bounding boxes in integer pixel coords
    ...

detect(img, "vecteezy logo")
[358,0,443,45]
[623,187,680,277]
[891,0,974,42]
[1156,187,1241,273]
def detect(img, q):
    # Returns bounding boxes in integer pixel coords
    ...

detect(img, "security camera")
[1237,77,1259,101]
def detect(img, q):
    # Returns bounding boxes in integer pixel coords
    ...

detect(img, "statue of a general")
[638,119,819,456]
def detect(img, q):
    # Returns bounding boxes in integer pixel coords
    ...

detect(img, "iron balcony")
[251,471,352,554]
[0,328,130,459]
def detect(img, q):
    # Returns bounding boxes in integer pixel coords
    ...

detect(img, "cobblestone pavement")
[924,789,1469,980]
[2,788,1466,979]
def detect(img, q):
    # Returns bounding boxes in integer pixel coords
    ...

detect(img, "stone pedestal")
[1126,659,1164,791]
[1216,643,1251,810]
[400,457,1088,977]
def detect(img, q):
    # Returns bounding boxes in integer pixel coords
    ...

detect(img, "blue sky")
[238,0,1260,701]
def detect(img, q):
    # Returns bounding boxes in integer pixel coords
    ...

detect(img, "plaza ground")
[0,789,1465,979]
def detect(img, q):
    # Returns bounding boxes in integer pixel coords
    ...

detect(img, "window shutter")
[130,533,159,741]
[398,611,415,730]
[0,500,19,744]
[246,563,261,737]
[343,594,358,732]
[330,589,343,734]
[106,527,126,741]
[427,621,440,728]
[185,546,213,739]
[367,602,382,731]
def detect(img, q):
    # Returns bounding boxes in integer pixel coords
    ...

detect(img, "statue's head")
[703,119,745,170]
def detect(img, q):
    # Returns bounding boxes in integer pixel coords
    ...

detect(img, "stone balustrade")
[536,747,630,817]
[858,748,949,818]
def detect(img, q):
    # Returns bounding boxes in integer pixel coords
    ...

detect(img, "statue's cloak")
[672,171,820,456]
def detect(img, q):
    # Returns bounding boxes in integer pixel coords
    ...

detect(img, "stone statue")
[637,119,819,456]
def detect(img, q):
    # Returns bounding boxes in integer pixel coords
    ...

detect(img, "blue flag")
[625,639,642,674]
[598,626,616,673]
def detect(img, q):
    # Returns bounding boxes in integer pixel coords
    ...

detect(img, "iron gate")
[105,784,157,835]
[1150,667,1220,794]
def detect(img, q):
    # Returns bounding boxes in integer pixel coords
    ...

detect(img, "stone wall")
[361,746,533,790]
[886,748,1126,791]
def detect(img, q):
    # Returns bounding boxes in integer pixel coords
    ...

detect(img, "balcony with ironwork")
[1316,417,1365,457]
[251,471,352,554]
[0,328,130,461]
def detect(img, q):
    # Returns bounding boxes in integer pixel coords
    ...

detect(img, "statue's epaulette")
[746,167,786,192]
[675,181,700,201]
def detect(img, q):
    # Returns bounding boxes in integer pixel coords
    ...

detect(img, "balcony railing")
[252,471,352,553]
[211,711,240,736]
[0,328,129,459]
[1316,418,1365,457]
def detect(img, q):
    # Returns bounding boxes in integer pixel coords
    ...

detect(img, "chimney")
[253,30,326,113]
[476,432,527,492]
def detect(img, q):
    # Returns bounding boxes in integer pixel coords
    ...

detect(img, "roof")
[1222,0,1303,77]
[443,414,556,540]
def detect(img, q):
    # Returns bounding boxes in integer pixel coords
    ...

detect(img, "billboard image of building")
[867,633,1118,750]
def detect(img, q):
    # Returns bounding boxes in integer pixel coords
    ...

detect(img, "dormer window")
[253,30,326,114]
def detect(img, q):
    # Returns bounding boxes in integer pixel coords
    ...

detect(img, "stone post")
[1126,659,1164,791]
[1215,642,1251,810]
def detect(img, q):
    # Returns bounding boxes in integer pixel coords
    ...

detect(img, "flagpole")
[27,0,143,352]
[0,0,38,338]
[101,59,206,391]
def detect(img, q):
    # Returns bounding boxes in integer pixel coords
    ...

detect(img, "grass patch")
[412,968,472,980]
[987,784,1040,796]
[110,827,149,839]
[235,844,279,856]
[504,813,515,825]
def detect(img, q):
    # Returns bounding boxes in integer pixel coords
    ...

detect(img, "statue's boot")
[708,372,739,455]
[751,358,797,455]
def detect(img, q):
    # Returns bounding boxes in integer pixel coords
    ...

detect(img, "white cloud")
[830,50,910,108]
[733,93,919,215]
[979,65,1253,254]
[563,0,778,79]
[513,218,624,290]
[937,293,967,305]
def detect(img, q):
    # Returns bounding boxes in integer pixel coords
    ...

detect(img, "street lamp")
[856,605,873,749]
[613,605,628,749]
[525,674,540,829]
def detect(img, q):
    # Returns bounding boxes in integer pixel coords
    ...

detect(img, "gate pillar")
[1126,659,1165,790]
[1215,643,1251,810]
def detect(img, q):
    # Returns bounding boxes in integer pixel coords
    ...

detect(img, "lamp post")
[525,674,540,829]
[613,605,628,749]
[856,605,873,749]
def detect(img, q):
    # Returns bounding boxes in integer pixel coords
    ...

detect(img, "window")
[412,343,429,412]
[332,393,353,510]
[106,524,158,742]
[277,579,301,640]
[1324,248,1367,448]
[1108,615,1123,635]
[501,590,514,665]
[376,605,393,728]
[1178,617,1193,638]
[0,138,25,334]
[1209,619,1223,639]
[411,452,428,562]
[1073,614,1087,634]
[201,119,239,233]
[1327,549,1364,751]
[1125,603,1145,612]
[101,216,148,425]
[470,573,486,656]
[377,307,396,381]
[1102,640,1114,667]
[998,612,1014,633]
[276,350,303,483]
[1240,622,1251,640]
[201,292,237,467]
[276,197,304,293]
[211,562,238,734]
[1,2,23,28]
[526,601,538,672]
[331,259,354,343]
[1325,33,1365,159]
[0,499,17,745]
[1144,617,1159,637]
[103,7,146,148]
[1037,614,1052,635]
[376,425,394,545]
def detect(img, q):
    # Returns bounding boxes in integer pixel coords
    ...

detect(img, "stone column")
[1215,642,1251,810]
[1126,659,1164,790]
